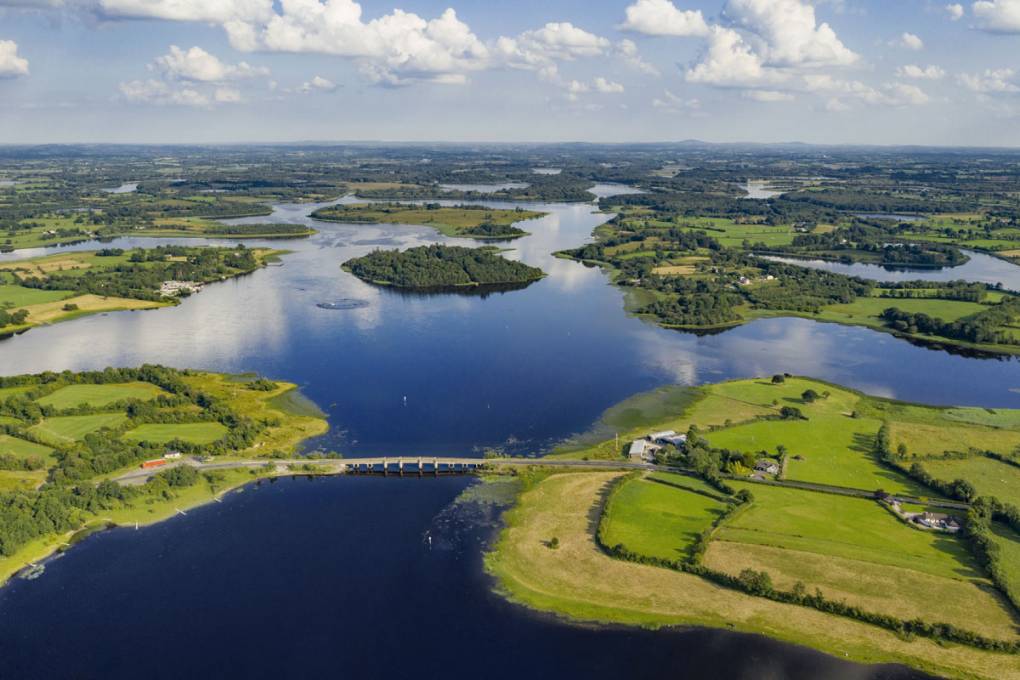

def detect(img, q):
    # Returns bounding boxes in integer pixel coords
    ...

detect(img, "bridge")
[113,455,969,511]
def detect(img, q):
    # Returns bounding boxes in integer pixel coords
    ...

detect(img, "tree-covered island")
[342,244,545,290]
[311,202,546,240]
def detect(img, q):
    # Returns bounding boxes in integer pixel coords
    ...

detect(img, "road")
[113,455,968,509]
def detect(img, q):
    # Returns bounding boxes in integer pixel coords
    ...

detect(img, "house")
[164,451,182,460]
[738,276,751,286]
[628,439,662,462]
[914,512,962,533]
[141,459,168,470]
[754,459,780,475]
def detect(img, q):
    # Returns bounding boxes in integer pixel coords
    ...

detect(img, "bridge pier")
[433,458,439,477]
[417,457,423,477]
[382,458,388,476]
[398,459,404,476]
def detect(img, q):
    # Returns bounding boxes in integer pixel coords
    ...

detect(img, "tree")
[801,389,820,403]
[771,374,785,384]
[780,406,805,420]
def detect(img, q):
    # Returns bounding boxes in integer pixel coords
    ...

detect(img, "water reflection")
[2,197,1020,456]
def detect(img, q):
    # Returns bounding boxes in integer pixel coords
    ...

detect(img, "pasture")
[36,382,167,409]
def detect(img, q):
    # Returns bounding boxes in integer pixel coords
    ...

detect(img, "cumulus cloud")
[616,39,659,75]
[897,32,924,50]
[99,0,274,25]
[299,75,337,92]
[722,0,859,68]
[743,89,794,102]
[0,40,29,78]
[154,45,268,82]
[897,64,945,80]
[945,3,965,20]
[972,0,1020,33]
[593,76,624,93]
[652,89,701,112]
[958,68,1019,93]
[119,79,211,107]
[619,0,709,37]
[686,26,784,88]
[804,75,929,107]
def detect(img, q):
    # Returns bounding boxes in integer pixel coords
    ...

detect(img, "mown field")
[484,471,1019,679]
[29,413,129,445]
[312,203,546,239]
[922,456,1020,506]
[600,473,727,561]
[36,382,167,409]
[122,422,229,445]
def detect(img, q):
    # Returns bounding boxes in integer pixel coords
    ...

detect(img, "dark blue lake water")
[0,190,1007,677]
[0,476,926,679]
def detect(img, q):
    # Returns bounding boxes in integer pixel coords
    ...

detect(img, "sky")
[0,0,1019,146]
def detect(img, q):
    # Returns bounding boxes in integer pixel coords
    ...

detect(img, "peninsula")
[485,376,1020,680]
[0,366,329,584]
[0,245,284,336]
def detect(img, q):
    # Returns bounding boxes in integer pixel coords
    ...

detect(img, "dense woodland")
[343,245,544,289]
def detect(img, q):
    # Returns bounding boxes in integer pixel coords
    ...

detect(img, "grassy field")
[0,385,33,401]
[720,483,977,580]
[921,456,1020,505]
[991,523,1020,603]
[887,420,1020,457]
[484,472,1019,679]
[312,203,546,239]
[702,540,1018,639]
[23,294,165,325]
[37,382,167,409]
[820,296,987,325]
[600,473,728,561]
[122,422,229,445]
[0,434,54,462]
[29,413,129,445]
[0,282,73,307]
[0,470,47,492]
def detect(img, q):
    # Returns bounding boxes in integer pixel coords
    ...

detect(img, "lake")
[762,250,1020,290]
[0,190,1010,677]
[0,476,929,679]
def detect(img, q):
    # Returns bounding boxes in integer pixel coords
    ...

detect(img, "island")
[0,245,284,336]
[0,366,330,585]
[342,244,545,290]
[310,203,546,240]
[484,376,1020,679]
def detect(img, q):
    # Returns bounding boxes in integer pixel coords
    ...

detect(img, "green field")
[720,483,976,580]
[922,455,1020,505]
[29,413,129,445]
[820,296,986,325]
[600,473,728,561]
[36,382,167,409]
[0,434,54,462]
[122,422,229,445]
[0,283,73,308]
[0,385,32,402]
[992,523,1020,601]
[312,203,546,239]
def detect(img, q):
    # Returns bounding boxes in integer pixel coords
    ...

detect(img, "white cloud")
[945,3,964,20]
[972,0,1020,33]
[897,32,924,50]
[499,21,610,69]
[743,89,794,102]
[616,39,659,75]
[824,97,850,112]
[119,79,211,107]
[100,0,274,25]
[958,68,1019,93]
[593,77,624,93]
[214,86,242,102]
[803,75,929,106]
[897,64,945,80]
[299,75,337,92]
[686,26,784,88]
[722,0,859,68]
[0,39,29,78]
[619,0,710,37]
[153,45,268,82]
[652,89,701,112]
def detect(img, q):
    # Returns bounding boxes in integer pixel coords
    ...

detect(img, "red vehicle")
[141,459,168,469]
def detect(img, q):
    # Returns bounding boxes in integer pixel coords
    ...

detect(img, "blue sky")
[0,0,1018,145]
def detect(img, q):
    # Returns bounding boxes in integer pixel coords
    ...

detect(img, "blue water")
[3,199,1020,458]
[0,476,927,680]
[0,190,981,678]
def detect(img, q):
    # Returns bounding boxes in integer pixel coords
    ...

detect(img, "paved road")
[113,455,968,509]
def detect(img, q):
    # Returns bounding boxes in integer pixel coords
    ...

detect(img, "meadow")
[599,473,728,561]
[36,382,167,409]
[122,422,229,445]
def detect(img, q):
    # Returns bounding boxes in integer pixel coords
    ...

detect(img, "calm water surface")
[763,250,1020,290]
[0,191,1008,678]
[0,476,928,680]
